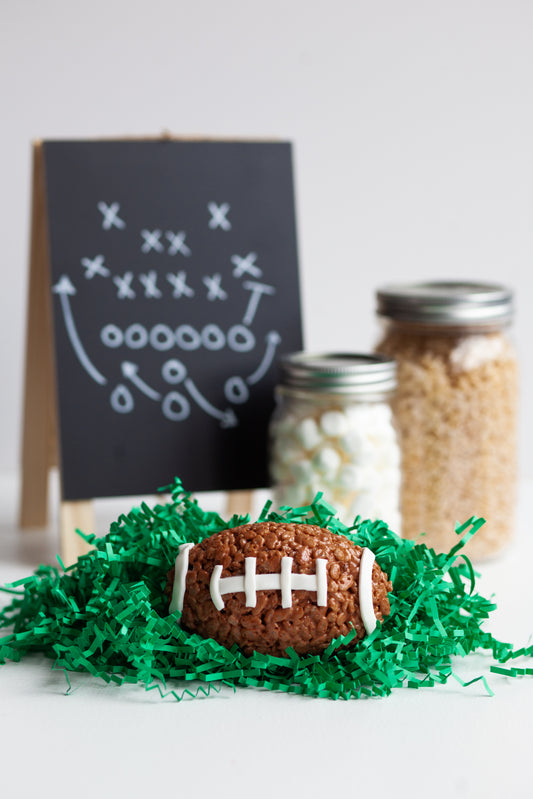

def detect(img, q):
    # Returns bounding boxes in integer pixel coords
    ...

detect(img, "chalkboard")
[42,139,303,500]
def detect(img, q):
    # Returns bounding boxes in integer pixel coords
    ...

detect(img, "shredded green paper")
[1,478,532,700]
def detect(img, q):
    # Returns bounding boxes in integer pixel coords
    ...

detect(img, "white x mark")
[167,271,195,299]
[141,229,164,253]
[207,202,231,231]
[113,271,136,299]
[203,273,228,301]
[81,254,110,279]
[166,231,191,257]
[139,271,162,298]
[97,201,126,230]
[231,252,262,279]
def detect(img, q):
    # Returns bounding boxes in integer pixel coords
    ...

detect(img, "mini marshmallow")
[337,463,360,490]
[319,410,350,438]
[339,429,366,456]
[271,438,304,466]
[349,488,376,518]
[450,334,508,373]
[311,446,342,476]
[289,460,315,483]
[270,413,300,437]
[295,417,322,450]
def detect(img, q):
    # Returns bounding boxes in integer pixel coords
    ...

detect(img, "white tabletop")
[1,472,532,799]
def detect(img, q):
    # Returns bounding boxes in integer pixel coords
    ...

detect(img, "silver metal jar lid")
[376,281,514,326]
[279,352,397,394]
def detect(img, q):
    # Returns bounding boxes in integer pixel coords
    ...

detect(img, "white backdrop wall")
[1,0,532,478]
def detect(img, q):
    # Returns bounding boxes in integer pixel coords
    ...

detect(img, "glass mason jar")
[269,352,401,530]
[375,281,518,559]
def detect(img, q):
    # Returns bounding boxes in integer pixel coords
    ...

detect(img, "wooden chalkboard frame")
[19,142,102,562]
[20,136,299,562]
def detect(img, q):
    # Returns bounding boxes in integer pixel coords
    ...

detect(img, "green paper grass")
[1,478,532,700]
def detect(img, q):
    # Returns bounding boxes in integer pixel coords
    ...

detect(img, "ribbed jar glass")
[269,352,401,530]
[375,281,518,559]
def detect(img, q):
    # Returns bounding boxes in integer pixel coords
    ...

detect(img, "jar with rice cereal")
[269,352,401,531]
[375,281,518,559]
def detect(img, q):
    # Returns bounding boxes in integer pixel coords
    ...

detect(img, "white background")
[1,4,533,797]
[1,0,532,479]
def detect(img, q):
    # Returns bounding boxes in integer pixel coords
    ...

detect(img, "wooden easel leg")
[19,141,58,529]
[60,501,95,566]
[225,489,254,520]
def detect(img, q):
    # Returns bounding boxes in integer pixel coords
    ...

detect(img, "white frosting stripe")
[281,556,293,608]
[244,557,257,607]
[209,556,329,610]
[359,547,377,635]
[210,564,225,611]
[315,558,328,606]
[169,542,194,614]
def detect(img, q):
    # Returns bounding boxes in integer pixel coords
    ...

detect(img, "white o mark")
[125,323,148,349]
[162,359,187,385]
[225,376,250,404]
[150,324,175,351]
[202,324,226,351]
[227,324,255,352]
[162,391,191,422]
[101,324,124,348]
[176,324,201,351]
[110,384,135,413]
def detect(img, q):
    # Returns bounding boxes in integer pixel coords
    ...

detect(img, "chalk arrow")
[121,361,162,401]
[53,275,76,296]
[184,378,238,428]
[242,281,276,326]
[246,331,281,386]
[220,409,239,428]
[52,275,107,386]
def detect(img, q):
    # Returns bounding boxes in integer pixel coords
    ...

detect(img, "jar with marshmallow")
[269,352,401,531]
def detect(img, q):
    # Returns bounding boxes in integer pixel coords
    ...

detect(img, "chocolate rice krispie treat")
[167,521,392,657]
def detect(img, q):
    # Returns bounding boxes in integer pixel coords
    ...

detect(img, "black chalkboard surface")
[42,139,303,500]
